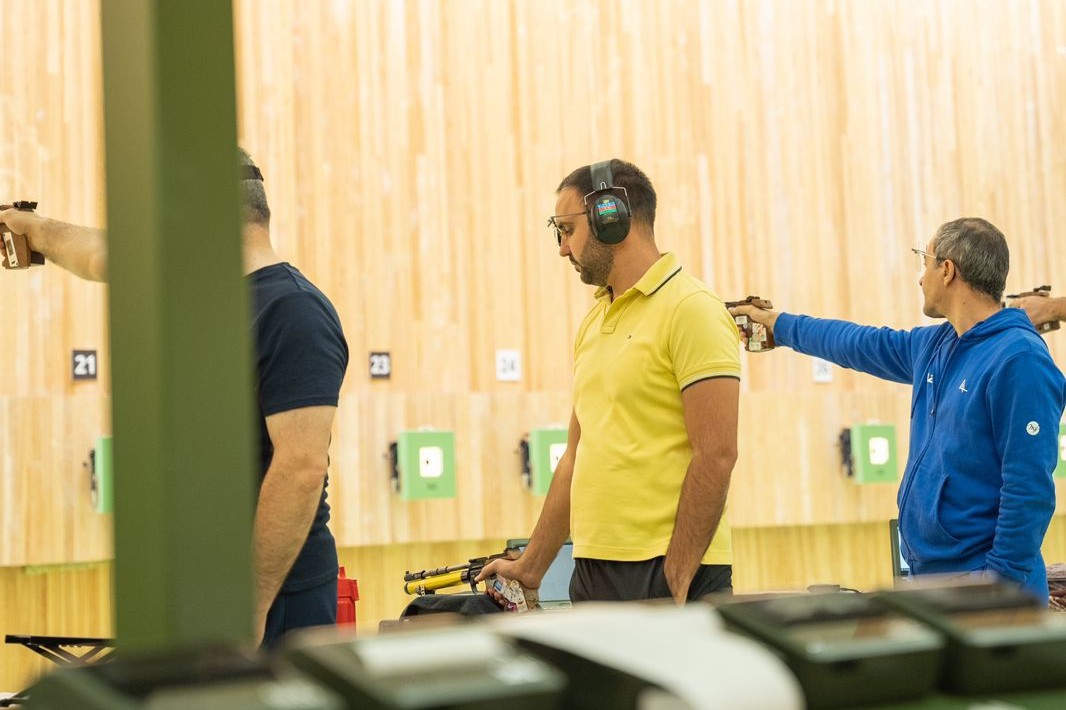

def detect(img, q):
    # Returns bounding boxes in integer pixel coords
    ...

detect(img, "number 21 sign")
[72,350,98,381]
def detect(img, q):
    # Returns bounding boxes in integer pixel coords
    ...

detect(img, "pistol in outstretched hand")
[1,201,45,269]
[725,295,776,352]
[1005,285,1060,333]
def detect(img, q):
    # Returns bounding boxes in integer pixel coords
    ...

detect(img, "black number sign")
[72,350,98,381]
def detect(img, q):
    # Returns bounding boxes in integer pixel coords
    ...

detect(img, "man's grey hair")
[933,217,1009,302]
[238,147,270,226]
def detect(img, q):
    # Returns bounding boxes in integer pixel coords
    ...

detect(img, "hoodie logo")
[1027,422,1040,436]
[926,374,934,384]
[958,379,967,393]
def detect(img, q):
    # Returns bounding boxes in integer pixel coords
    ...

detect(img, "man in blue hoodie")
[731,218,1066,603]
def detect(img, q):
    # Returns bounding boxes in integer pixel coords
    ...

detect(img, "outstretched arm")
[1011,294,1066,329]
[730,303,918,384]
[0,207,107,281]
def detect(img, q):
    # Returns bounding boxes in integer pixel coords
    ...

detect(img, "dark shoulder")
[250,263,336,315]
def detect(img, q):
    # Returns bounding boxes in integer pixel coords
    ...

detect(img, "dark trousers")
[570,557,732,603]
[262,577,337,648]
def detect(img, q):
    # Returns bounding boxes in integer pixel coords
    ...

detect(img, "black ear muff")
[585,160,631,245]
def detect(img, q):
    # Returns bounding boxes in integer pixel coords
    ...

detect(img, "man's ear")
[942,259,958,286]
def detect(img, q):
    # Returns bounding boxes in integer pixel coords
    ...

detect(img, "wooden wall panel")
[225,0,1064,548]
[0,562,112,695]
[731,391,906,526]
[0,0,1059,564]
[329,392,569,547]
[0,396,111,565]
[734,523,898,594]
[229,0,1066,555]
[0,0,111,567]
[734,516,1066,596]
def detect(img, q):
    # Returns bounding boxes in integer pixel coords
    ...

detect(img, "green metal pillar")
[100,0,255,647]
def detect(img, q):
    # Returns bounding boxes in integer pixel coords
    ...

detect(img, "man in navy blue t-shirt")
[0,148,349,644]
[239,148,348,645]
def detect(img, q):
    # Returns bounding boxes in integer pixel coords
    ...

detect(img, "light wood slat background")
[0,396,112,564]
[329,392,570,545]
[0,0,113,570]
[0,562,111,695]
[737,516,1066,597]
[2,0,1066,691]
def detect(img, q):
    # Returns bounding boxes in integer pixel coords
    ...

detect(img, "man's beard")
[577,242,613,287]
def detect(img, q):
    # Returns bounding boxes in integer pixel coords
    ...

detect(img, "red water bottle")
[337,566,359,630]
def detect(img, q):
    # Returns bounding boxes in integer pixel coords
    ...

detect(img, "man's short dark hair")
[933,217,1009,302]
[557,159,657,229]
[239,147,270,226]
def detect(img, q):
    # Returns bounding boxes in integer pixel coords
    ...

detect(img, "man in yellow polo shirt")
[480,159,740,603]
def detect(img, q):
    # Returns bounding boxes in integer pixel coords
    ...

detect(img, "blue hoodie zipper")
[896,331,962,555]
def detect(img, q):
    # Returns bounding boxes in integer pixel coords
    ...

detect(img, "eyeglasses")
[911,247,944,271]
[547,211,586,246]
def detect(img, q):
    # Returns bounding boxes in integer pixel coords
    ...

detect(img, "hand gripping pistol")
[1005,285,1060,333]
[725,295,776,352]
[1,201,45,269]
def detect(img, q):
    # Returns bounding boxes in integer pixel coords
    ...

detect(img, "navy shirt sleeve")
[254,280,349,594]
[258,290,348,417]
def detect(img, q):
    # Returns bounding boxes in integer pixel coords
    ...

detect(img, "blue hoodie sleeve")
[775,313,916,384]
[984,351,1063,584]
